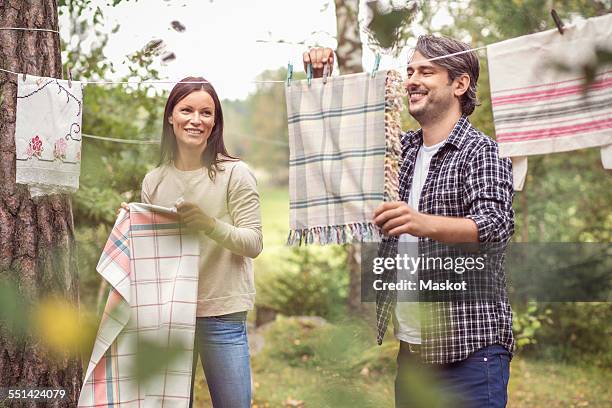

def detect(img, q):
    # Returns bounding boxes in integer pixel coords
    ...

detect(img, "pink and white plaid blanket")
[78,203,200,407]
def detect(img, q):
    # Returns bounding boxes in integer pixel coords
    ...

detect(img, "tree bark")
[334,0,367,314]
[334,0,363,75]
[0,1,82,406]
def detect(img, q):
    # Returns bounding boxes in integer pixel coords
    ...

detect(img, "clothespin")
[551,9,564,35]
[22,69,26,82]
[306,63,312,87]
[68,66,73,88]
[286,63,293,86]
[371,53,381,78]
[322,63,329,85]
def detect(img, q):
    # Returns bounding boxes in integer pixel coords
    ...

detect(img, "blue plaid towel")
[286,70,404,245]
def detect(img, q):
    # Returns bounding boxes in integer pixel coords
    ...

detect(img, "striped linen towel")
[78,203,199,407]
[487,13,612,190]
[285,70,404,245]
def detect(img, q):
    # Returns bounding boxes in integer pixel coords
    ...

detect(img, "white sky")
[60,0,449,100]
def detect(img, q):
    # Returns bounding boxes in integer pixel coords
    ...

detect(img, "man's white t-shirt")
[394,139,445,344]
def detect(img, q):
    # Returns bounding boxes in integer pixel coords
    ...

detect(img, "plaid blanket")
[487,13,612,190]
[285,70,404,245]
[78,203,200,408]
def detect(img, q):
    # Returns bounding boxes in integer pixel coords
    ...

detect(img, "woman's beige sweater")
[141,160,262,316]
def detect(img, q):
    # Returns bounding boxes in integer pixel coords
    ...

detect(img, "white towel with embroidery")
[15,75,83,196]
[487,13,612,190]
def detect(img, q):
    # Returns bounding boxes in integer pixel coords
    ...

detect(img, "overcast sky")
[60,0,446,100]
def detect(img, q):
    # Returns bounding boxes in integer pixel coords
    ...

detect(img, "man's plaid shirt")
[375,116,515,364]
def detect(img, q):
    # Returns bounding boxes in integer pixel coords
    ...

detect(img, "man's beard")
[409,89,454,126]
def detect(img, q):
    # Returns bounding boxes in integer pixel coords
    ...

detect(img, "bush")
[256,246,349,319]
[512,301,552,351]
[76,225,112,313]
[529,302,612,367]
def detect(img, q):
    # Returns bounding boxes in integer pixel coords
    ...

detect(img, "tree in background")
[0,0,82,404]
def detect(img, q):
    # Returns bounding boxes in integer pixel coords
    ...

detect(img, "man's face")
[405,51,455,125]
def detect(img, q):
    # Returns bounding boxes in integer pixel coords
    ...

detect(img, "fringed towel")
[487,13,612,190]
[78,203,199,408]
[15,75,83,197]
[285,70,404,245]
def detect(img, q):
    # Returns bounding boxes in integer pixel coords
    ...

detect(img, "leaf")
[170,20,186,32]
[365,1,417,53]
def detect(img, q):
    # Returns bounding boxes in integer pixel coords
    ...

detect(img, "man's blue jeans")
[396,343,511,408]
[189,312,251,408]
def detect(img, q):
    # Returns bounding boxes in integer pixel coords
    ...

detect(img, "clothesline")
[0,66,287,85]
[0,27,59,33]
[82,132,289,146]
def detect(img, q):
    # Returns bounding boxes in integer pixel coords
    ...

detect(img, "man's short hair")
[414,35,480,116]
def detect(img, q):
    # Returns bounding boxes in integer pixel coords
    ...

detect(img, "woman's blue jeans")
[188,312,251,408]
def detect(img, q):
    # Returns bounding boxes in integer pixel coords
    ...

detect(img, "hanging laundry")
[487,13,612,190]
[285,70,404,245]
[78,203,200,408]
[15,75,83,196]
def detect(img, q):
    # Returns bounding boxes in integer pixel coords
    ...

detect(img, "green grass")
[255,186,293,276]
[509,358,612,407]
[250,316,395,407]
[246,317,612,407]
[259,186,290,248]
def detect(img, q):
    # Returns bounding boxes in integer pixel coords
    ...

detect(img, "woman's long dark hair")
[159,76,238,180]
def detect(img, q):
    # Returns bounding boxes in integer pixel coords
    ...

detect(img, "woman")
[123,77,262,407]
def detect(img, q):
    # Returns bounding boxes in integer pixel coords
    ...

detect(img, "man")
[304,35,514,407]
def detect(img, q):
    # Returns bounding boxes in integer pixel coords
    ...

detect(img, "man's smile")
[409,89,428,104]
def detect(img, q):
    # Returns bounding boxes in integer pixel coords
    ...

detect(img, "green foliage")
[365,1,418,55]
[512,302,552,350]
[75,225,112,312]
[530,302,612,367]
[256,246,349,319]
[244,68,292,186]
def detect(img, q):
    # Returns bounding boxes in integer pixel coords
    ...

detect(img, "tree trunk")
[334,0,366,314]
[334,0,363,75]
[0,1,82,406]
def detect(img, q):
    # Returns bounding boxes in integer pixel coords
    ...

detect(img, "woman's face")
[169,90,215,155]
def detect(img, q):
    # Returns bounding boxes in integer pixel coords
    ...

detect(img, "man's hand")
[303,47,334,78]
[177,202,216,234]
[373,201,431,237]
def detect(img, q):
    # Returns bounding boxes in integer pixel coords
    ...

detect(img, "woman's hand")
[177,202,216,234]
[116,202,130,215]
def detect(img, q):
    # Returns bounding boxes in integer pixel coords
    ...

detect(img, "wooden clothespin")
[551,9,565,35]
[68,66,73,88]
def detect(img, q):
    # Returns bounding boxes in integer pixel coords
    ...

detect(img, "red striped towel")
[78,203,199,407]
[487,13,612,190]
